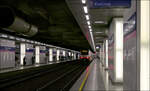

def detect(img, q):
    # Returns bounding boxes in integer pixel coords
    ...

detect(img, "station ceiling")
[0,0,129,52]
[90,8,125,50]
[0,0,92,51]
[66,0,127,51]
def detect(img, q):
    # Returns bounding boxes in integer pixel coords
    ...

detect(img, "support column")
[74,53,76,60]
[63,50,65,57]
[102,43,105,67]
[69,52,71,56]
[63,50,66,61]
[101,43,105,75]
[49,48,53,62]
[72,52,74,60]
[99,46,104,74]
[57,49,60,61]
[114,18,123,83]
[69,52,71,60]
[20,43,25,65]
[35,46,40,64]
[77,53,80,60]
[104,40,109,90]
[105,40,108,69]
[137,1,150,90]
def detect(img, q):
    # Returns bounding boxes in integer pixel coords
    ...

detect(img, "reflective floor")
[71,59,123,91]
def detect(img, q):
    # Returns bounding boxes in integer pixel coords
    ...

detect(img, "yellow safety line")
[79,68,90,91]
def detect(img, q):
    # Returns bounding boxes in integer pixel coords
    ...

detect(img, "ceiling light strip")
[81,0,86,4]
[83,6,88,13]
[88,25,91,29]
[89,29,92,32]
[95,21,104,23]
[87,21,90,25]
[85,15,89,20]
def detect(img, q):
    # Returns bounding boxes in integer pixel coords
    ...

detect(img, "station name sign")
[91,0,131,8]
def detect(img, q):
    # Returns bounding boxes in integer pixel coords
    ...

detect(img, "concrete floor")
[70,58,123,91]
[70,59,105,91]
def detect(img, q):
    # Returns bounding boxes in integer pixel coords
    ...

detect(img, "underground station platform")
[0,0,150,90]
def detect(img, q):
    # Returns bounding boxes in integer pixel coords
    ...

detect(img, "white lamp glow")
[88,25,91,29]
[83,6,88,13]
[95,21,104,23]
[87,21,90,25]
[89,29,92,32]
[81,0,86,4]
[85,15,89,20]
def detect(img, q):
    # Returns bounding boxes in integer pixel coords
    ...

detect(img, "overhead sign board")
[90,0,131,8]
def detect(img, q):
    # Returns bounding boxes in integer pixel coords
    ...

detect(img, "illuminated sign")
[90,0,131,8]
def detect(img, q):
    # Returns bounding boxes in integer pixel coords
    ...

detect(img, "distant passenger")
[23,56,26,66]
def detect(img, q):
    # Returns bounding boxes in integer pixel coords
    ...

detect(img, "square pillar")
[72,52,74,60]
[69,52,71,60]
[74,53,76,60]
[114,18,123,82]
[49,48,53,61]
[57,49,60,61]
[35,46,40,63]
[137,0,150,90]
[63,50,65,56]
[63,50,66,61]
[20,43,26,65]
[102,43,105,66]
[109,18,123,83]
[105,40,108,69]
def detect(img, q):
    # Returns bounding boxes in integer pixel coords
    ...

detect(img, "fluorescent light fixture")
[95,21,107,24]
[96,46,99,49]
[90,31,93,35]
[81,0,86,4]
[95,32,103,33]
[89,29,92,32]
[83,6,88,13]
[87,21,90,25]
[85,15,89,20]
[88,25,91,29]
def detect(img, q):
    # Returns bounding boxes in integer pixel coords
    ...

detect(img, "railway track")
[37,65,86,91]
[0,60,90,91]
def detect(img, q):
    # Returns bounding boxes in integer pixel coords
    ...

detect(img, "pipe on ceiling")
[0,6,38,37]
